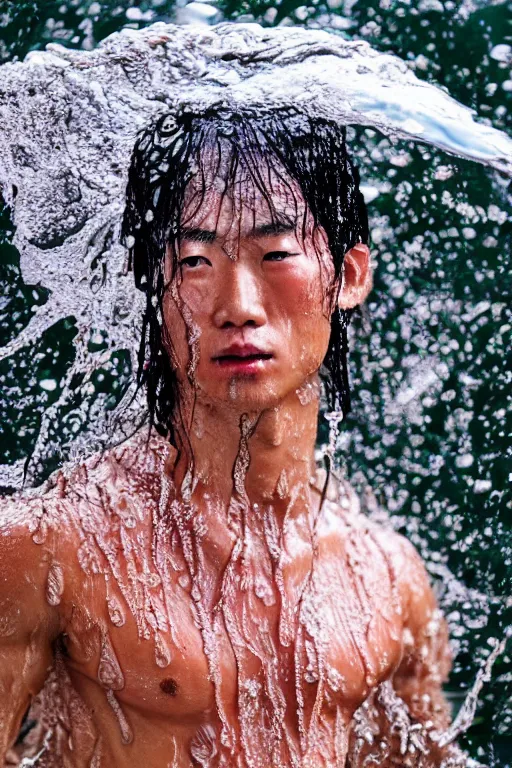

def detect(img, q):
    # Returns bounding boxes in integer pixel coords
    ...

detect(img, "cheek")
[163,280,212,337]
[274,268,332,361]
[162,284,214,376]
[178,282,211,314]
[275,266,328,324]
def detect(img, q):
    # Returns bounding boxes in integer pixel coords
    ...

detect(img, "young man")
[1,110,456,767]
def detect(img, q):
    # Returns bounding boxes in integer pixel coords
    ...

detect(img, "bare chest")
[60,502,404,763]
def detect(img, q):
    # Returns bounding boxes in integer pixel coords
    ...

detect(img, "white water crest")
[0,21,512,485]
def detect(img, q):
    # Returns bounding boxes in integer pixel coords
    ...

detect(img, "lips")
[212,343,273,368]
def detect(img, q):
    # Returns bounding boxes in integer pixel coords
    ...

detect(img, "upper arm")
[346,528,463,766]
[0,495,60,757]
[392,537,452,732]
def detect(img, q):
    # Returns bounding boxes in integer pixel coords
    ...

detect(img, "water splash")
[0,14,510,768]
[436,635,510,749]
[1,21,512,486]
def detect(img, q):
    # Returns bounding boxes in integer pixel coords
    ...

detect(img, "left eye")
[263,251,297,262]
[179,255,212,269]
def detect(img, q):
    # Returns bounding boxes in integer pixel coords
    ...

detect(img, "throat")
[174,386,321,516]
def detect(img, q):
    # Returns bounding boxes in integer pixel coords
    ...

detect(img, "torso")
[10,432,409,768]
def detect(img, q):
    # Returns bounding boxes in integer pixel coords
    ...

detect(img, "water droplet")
[144,572,161,588]
[105,689,133,745]
[296,378,320,405]
[154,632,172,668]
[276,469,288,499]
[107,596,126,628]
[77,541,102,575]
[178,573,190,589]
[189,724,218,766]
[46,563,64,606]
[191,585,201,602]
[228,379,237,401]
[98,634,125,691]
[30,508,49,544]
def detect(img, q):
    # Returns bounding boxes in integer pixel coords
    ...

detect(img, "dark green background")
[0,0,511,764]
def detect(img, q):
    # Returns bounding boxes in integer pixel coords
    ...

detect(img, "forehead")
[180,155,310,238]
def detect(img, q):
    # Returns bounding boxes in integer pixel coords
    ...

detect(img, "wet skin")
[1,182,455,767]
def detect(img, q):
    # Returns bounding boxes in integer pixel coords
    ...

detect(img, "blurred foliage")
[0,0,511,763]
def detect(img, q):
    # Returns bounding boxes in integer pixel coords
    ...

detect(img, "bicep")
[393,538,452,730]
[0,498,60,758]
[393,608,452,730]
[347,531,458,766]
[0,635,54,758]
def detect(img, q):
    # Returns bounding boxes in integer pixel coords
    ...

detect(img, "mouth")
[212,345,274,372]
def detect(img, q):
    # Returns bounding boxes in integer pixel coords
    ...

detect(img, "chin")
[197,375,308,415]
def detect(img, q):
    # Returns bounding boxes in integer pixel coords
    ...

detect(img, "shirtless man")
[1,111,457,767]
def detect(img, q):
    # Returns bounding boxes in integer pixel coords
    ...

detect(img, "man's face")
[162,170,335,413]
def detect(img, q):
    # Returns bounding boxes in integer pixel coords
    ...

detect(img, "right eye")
[179,256,212,270]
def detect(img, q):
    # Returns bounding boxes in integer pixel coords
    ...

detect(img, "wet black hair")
[122,108,369,445]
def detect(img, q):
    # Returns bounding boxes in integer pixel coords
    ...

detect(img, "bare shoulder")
[0,486,61,639]
[351,499,448,673]
[370,524,438,626]
[324,475,438,627]
[0,430,173,601]
[59,428,175,532]
[65,427,173,498]
[39,428,172,525]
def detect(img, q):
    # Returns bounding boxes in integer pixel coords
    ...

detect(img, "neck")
[172,377,321,518]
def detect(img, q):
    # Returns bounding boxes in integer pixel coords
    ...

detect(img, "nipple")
[160,677,179,696]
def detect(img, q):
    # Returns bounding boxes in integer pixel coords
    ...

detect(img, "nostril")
[220,318,259,330]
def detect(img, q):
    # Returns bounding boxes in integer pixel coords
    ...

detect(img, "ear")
[337,243,372,310]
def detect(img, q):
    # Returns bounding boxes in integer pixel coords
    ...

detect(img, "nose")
[213,263,267,329]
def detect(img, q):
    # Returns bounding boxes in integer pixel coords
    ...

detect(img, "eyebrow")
[179,218,297,243]
[179,227,217,244]
[249,220,297,238]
